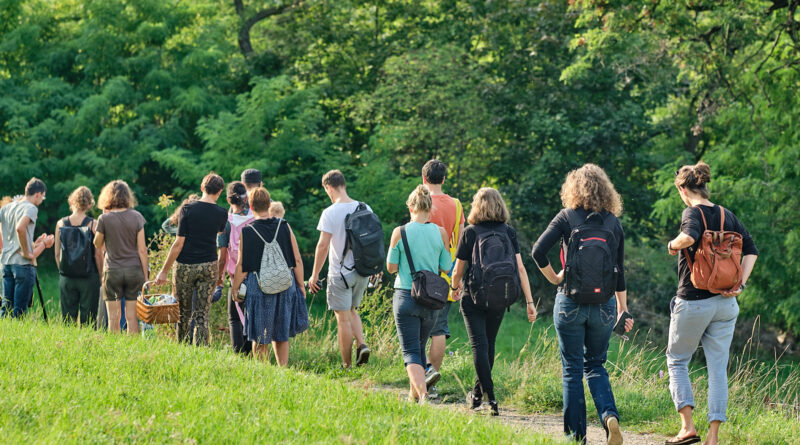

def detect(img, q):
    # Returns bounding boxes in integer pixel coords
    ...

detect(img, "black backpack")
[562,211,619,304]
[341,202,385,279]
[467,225,521,311]
[59,216,96,278]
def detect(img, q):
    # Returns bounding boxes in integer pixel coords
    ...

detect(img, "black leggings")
[461,296,505,401]
[228,289,251,354]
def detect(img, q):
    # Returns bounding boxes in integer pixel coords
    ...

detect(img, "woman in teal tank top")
[387,185,452,404]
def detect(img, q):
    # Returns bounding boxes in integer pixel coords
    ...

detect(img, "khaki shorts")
[327,271,369,311]
[103,266,146,302]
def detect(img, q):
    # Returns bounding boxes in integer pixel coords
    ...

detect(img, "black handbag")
[400,225,448,310]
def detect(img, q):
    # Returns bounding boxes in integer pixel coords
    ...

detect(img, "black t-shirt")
[176,201,228,264]
[677,205,758,300]
[240,218,296,273]
[456,222,520,299]
[530,208,626,292]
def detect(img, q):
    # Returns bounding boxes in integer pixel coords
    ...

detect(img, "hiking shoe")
[467,390,482,410]
[488,400,499,417]
[606,416,623,445]
[355,344,370,366]
[425,368,441,390]
[427,385,440,400]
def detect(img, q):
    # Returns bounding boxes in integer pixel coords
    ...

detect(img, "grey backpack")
[248,220,293,295]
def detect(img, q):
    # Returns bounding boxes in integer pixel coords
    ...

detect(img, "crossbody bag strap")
[400,225,417,276]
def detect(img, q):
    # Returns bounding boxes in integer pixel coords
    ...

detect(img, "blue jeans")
[667,295,738,423]
[553,293,619,443]
[393,289,439,367]
[2,264,36,318]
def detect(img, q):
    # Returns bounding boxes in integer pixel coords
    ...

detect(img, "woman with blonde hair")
[664,161,758,445]
[386,185,452,403]
[450,187,536,416]
[531,164,633,445]
[94,180,147,334]
[54,186,104,325]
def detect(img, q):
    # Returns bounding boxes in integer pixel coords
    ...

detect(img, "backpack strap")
[718,205,725,231]
[400,225,417,276]
[61,217,72,227]
[271,219,283,242]
[247,223,268,244]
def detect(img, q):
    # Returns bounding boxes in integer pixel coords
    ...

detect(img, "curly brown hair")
[97,180,136,210]
[68,186,95,212]
[560,164,623,216]
[467,187,510,225]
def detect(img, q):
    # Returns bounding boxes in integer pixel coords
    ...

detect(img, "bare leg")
[407,364,427,401]
[428,335,446,370]
[676,406,698,440]
[106,300,121,333]
[349,309,366,347]
[334,310,354,367]
[252,342,271,362]
[272,341,289,367]
[704,420,721,445]
[124,300,139,335]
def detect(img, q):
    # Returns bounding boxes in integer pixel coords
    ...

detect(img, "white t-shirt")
[317,200,371,276]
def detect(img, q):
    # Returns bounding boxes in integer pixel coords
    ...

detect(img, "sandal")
[665,434,701,445]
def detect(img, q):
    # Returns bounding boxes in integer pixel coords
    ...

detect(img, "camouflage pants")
[174,261,217,346]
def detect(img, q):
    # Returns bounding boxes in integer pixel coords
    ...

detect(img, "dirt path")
[371,385,665,445]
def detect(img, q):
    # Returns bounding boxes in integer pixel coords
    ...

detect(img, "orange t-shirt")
[429,194,464,247]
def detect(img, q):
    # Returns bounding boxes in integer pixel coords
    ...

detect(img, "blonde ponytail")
[406,184,432,214]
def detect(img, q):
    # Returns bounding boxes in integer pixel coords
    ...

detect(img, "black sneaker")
[425,367,441,390]
[467,391,482,410]
[355,344,370,366]
[488,400,499,416]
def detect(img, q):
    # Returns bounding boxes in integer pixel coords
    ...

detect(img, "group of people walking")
[0,159,757,445]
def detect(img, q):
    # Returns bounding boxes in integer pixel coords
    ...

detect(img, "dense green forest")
[1,0,798,338]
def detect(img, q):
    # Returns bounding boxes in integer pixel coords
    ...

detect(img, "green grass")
[0,319,563,444]
[17,263,800,444]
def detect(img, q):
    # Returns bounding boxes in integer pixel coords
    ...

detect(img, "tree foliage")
[1,0,798,334]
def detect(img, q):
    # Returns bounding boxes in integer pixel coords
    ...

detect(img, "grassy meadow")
[8,260,800,444]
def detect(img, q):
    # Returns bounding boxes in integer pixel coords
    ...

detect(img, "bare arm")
[288,228,305,297]
[16,216,33,260]
[386,227,401,274]
[308,231,332,293]
[155,235,183,285]
[538,263,564,286]
[667,232,695,254]
[216,247,228,286]
[450,258,468,300]
[137,229,149,282]
[54,220,62,270]
[232,244,245,302]
[438,227,450,274]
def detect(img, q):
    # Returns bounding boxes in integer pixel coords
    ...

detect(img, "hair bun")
[693,161,711,185]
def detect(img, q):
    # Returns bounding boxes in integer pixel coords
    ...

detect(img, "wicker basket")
[137,281,179,324]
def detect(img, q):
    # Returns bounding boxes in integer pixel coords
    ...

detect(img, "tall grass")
[21,245,800,444]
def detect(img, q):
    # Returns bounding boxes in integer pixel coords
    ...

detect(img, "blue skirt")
[244,273,309,344]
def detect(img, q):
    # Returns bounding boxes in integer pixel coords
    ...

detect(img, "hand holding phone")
[613,311,633,339]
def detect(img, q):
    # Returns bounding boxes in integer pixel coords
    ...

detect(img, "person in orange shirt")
[421,159,464,398]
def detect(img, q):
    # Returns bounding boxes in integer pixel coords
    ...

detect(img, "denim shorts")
[393,289,439,367]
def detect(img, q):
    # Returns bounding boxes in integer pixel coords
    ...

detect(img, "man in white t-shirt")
[308,170,371,368]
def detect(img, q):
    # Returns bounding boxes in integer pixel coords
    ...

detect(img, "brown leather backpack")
[685,206,743,294]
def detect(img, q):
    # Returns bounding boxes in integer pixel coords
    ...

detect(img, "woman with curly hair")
[54,186,104,325]
[94,180,148,334]
[531,164,634,445]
